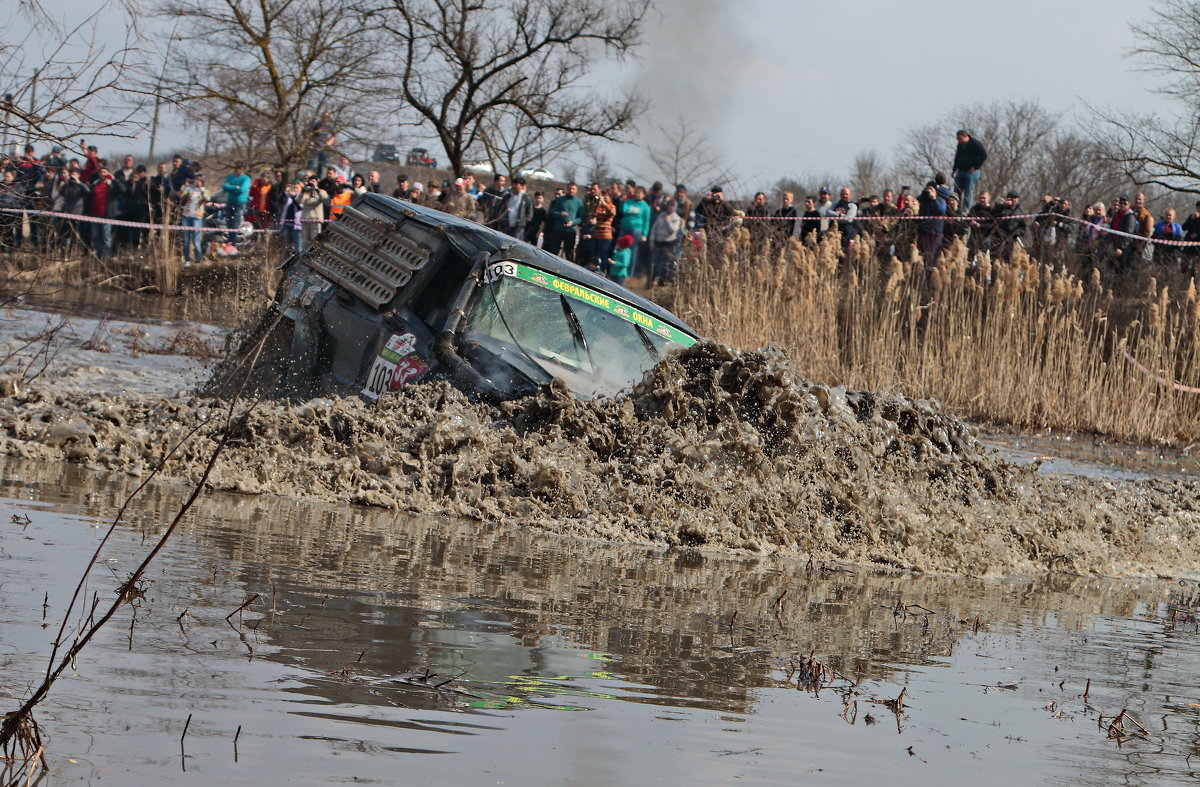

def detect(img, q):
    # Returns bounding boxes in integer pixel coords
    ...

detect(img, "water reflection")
[1,456,1199,785]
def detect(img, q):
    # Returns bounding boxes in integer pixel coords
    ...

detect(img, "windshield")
[461,261,696,397]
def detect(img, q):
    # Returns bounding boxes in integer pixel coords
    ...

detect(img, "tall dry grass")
[661,230,1200,445]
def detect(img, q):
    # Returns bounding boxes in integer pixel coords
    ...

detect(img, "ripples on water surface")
[2,457,1199,785]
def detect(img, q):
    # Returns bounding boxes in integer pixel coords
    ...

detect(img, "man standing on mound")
[952,129,987,214]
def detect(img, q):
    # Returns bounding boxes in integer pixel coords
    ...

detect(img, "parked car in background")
[463,161,495,176]
[406,148,438,167]
[372,144,400,163]
[518,167,556,182]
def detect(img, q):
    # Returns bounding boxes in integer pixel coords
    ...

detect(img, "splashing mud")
[1,341,1197,577]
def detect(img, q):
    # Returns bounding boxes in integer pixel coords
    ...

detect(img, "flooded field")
[3,457,1200,785]
[3,301,1200,784]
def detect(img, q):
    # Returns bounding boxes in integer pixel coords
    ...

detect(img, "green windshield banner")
[485,261,698,347]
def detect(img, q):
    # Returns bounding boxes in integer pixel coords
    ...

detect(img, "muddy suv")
[212,192,699,402]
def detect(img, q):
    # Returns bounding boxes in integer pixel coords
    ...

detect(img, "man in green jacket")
[543,182,583,260]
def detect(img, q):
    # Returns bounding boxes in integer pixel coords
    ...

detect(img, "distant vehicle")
[372,144,400,163]
[406,148,438,168]
[209,193,700,403]
[463,161,494,176]
[518,167,556,182]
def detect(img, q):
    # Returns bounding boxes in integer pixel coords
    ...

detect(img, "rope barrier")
[736,211,1200,247]
[1120,348,1200,394]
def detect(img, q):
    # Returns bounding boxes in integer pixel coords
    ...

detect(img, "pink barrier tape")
[738,211,1200,248]
[0,206,297,230]
[1120,348,1200,394]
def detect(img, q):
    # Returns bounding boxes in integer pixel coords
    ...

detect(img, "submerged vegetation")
[662,230,1200,445]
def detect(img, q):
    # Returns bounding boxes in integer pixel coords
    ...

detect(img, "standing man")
[477,174,508,227]
[392,173,410,200]
[774,191,797,241]
[815,186,834,238]
[543,182,583,259]
[575,182,602,267]
[307,111,336,174]
[952,129,987,213]
[499,176,532,237]
[991,190,1027,260]
[220,162,252,254]
[828,186,859,251]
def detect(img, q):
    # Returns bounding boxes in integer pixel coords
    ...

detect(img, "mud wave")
[1,341,1197,577]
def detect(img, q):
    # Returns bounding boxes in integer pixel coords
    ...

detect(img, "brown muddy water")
[3,457,1200,785]
[3,302,1200,784]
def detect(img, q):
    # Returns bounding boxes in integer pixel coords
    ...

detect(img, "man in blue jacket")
[952,130,987,216]
[221,162,252,253]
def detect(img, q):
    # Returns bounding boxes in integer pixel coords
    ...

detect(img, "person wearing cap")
[607,233,636,285]
[81,144,101,184]
[499,176,532,238]
[816,186,834,238]
[952,130,987,213]
[990,191,1027,259]
[441,177,475,219]
[694,186,734,238]
[392,174,410,200]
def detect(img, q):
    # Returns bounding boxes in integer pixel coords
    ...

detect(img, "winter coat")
[618,199,651,240]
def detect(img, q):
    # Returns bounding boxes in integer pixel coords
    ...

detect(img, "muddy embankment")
[1,340,1198,578]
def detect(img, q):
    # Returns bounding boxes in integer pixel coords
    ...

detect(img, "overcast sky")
[597,0,1170,189]
[10,0,1175,188]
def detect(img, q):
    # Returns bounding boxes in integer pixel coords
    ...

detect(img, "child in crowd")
[608,234,635,285]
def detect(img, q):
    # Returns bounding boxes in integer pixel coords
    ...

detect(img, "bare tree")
[371,0,647,176]
[476,106,578,179]
[0,1,148,152]
[894,99,1058,200]
[156,0,381,170]
[643,113,736,190]
[1087,0,1200,194]
[848,151,883,197]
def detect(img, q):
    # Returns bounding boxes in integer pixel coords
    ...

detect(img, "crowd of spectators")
[4,127,1200,285]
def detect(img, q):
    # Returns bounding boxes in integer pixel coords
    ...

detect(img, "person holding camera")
[299,177,328,249]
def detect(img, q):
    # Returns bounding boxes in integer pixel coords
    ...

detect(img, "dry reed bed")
[663,230,1200,445]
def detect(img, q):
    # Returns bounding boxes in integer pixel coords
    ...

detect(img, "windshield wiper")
[485,282,552,383]
[634,323,662,362]
[559,293,596,372]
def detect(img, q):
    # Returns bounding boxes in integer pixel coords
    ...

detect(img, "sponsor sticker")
[390,354,429,388]
[382,332,417,362]
[485,261,698,347]
[364,356,396,400]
